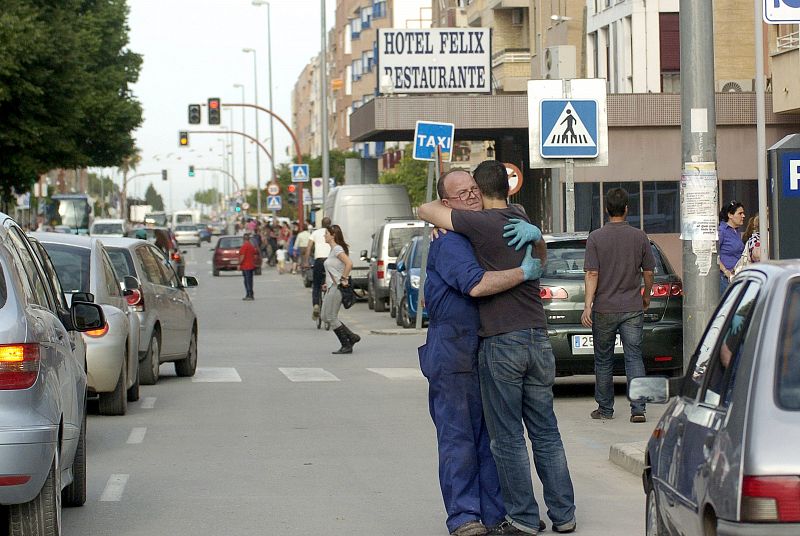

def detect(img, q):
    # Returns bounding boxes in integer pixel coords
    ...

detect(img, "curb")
[370,328,427,335]
[609,441,647,477]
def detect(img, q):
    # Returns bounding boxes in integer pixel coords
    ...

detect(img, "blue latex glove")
[503,218,543,251]
[521,245,543,281]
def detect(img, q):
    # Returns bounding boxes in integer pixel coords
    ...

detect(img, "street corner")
[609,440,647,477]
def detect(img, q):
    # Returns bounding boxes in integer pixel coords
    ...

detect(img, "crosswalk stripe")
[127,427,147,444]
[192,367,242,382]
[99,474,129,502]
[367,368,425,380]
[279,367,340,382]
[140,397,156,409]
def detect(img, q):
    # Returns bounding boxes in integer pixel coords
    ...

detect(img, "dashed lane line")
[367,368,426,380]
[127,427,147,444]
[140,397,156,409]
[99,474,129,502]
[278,367,340,382]
[191,367,242,382]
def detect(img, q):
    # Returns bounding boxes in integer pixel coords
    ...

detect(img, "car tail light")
[84,323,109,338]
[0,475,31,486]
[654,356,673,363]
[641,283,679,297]
[172,252,181,261]
[0,344,41,390]
[126,289,143,307]
[670,282,683,296]
[742,476,800,522]
[540,287,568,300]
[377,260,385,280]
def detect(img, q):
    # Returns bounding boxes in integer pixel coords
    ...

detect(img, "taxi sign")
[413,121,455,162]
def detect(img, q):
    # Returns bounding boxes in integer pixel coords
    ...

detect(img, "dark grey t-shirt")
[451,206,546,337]
[584,221,656,313]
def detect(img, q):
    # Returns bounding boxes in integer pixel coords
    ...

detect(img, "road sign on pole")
[267,183,280,196]
[413,121,455,162]
[764,0,800,23]
[540,100,599,158]
[505,163,524,196]
[267,195,282,211]
[290,164,310,182]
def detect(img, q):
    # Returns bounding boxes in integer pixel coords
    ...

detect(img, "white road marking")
[278,367,340,382]
[127,427,147,444]
[140,397,156,409]
[99,474,129,502]
[367,368,425,380]
[191,367,242,382]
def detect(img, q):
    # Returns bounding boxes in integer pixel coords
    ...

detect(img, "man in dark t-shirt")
[581,188,655,423]
[419,161,576,536]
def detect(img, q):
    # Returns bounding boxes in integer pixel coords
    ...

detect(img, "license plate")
[571,334,623,355]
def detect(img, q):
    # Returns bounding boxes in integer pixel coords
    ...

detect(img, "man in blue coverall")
[419,169,544,536]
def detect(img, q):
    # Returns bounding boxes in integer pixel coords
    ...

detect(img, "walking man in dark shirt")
[581,187,655,422]
[419,160,576,536]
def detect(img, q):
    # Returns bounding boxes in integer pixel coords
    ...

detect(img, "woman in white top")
[321,225,361,354]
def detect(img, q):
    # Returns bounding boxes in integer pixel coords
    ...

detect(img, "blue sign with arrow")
[540,100,599,158]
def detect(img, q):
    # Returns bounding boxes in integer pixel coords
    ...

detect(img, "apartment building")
[771,23,800,114]
[291,54,323,157]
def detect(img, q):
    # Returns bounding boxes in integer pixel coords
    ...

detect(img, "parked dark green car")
[541,233,683,377]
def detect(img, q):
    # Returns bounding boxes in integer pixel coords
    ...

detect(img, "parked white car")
[173,224,201,247]
[33,233,141,416]
[90,218,127,237]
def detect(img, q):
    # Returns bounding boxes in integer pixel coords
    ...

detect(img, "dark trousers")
[242,269,254,298]
[312,258,326,306]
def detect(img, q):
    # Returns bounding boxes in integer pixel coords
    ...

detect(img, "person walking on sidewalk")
[321,225,360,354]
[306,217,331,320]
[293,222,312,275]
[581,187,655,423]
[419,169,545,536]
[238,232,258,301]
[418,160,576,536]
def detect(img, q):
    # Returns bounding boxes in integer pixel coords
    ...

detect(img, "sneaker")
[451,520,488,536]
[312,304,320,320]
[590,409,613,420]
[552,519,577,533]
[487,520,544,535]
[630,414,647,423]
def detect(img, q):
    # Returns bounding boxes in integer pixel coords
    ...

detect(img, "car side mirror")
[396,261,406,273]
[629,377,673,404]
[387,263,397,270]
[71,292,94,303]
[182,276,199,288]
[360,249,369,261]
[70,302,105,332]
[123,275,141,291]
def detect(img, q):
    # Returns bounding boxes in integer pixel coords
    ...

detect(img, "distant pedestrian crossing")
[189,367,426,383]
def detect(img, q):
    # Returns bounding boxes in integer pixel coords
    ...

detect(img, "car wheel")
[62,413,86,507]
[139,332,160,386]
[175,329,198,377]
[213,268,220,277]
[374,295,387,313]
[127,351,140,402]
[10,450,61,536]
[400,296,413,329]
[703,512,718,536]
[645,485,667,536]
[98,363,127,416]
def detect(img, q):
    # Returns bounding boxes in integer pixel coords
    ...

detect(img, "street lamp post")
[252,0,275,191]
[233,83,247,195]
[320,0,330,215]
[242,47,263,215]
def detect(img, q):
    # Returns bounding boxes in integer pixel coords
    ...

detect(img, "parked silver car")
[33,233,141,416]
[0,212,105,534]
[100,237,199,385]
[632,262,800,536]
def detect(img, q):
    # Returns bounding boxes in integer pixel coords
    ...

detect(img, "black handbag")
[339,278,355,309]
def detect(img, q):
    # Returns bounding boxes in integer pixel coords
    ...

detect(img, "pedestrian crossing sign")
[290,164,310,183]
[540,100,599,158]
[267,195,282,211]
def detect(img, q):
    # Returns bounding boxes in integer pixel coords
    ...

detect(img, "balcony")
[772,31,800,114]
[491,48,531,93]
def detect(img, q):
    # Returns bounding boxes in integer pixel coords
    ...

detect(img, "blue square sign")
[540,100,599,158]
[782,152,800,198]
[413,121,455,162]
[291,164,310,183]
[764,0,800,24]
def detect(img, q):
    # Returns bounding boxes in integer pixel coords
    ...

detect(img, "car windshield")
[40,243,90,293]
[176,225,196,231]
[543,239,668,279]
[175,214,192,224]
[92,223,124,235]
[388,226,424,257]
[106,248,135,280]
[218,237,244,249]
[778,281,800,410]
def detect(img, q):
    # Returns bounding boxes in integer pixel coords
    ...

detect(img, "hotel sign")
[377,28,492,94]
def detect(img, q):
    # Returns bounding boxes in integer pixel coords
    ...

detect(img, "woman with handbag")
[321,224,361,354]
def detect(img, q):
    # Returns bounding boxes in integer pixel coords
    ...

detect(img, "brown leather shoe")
[451,520,488,536]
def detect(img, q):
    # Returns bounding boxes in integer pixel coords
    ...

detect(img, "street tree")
[379,145,428,206]
[144,183,164,211]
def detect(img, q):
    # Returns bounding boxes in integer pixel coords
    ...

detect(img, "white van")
[171,210,199,229]
[323,184,413,290]
[90,218,127,237]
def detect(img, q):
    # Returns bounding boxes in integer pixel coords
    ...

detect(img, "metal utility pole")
[320,0,330,217]
[679,0,719,369]
[243,48,263,215]
[267,3,275,190]
[233,83,248,194]
[754,1,769,261]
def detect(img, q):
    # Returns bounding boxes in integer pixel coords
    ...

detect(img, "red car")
[212,235,262,276]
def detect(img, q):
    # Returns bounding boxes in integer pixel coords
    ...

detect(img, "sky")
[123,0,336,211]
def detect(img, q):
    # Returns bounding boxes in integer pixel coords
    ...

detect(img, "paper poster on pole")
[680,163,718,241]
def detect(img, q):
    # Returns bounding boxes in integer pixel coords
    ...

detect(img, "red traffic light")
[208,98,220,110]
[287,184,296,193]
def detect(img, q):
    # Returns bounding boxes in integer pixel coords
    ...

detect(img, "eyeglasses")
[446,186,480,201]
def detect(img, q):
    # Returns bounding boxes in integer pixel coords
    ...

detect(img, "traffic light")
[162,169,168,181]
[208,98,221,125]
[287,184,296,193]
[188,165,195,177]
[188,104,201,124]
[179,131,189,146]
[235,202,242,213]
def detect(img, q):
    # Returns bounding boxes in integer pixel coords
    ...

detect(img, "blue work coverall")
[418,232,506,533]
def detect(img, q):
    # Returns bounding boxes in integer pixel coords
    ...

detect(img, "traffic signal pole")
[679,0,719,370]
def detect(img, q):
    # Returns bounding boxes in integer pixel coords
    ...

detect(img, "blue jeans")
[478,329,576,533]
[720,272,730,295]
[592,311,646,416]
[242,269,254,298]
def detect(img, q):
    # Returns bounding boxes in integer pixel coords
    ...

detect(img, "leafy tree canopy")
[379,145,430,206]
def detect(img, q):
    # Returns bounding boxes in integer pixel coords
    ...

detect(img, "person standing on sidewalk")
[320,225,360,354]
[420,169,545,536]
[238,232,258,301]
[581,187,655,423]
[293,222,312,275]
[306,217,332,320]
[419,160,576,536]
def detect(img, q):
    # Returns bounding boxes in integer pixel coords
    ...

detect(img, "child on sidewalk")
[276,245,288,274]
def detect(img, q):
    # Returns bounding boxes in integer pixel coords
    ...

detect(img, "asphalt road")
[60,242,663,535]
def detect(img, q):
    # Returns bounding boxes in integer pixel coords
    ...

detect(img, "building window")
[352,15,362,39]
[352,58,363,81]
[362,48,375,72]
[361,5,372,29]
[659,13,680,75]
[643,181,679,233]
[373,0,386,19]
[603,182,641,228]
[720,180,758,222]
[563,183,601,232]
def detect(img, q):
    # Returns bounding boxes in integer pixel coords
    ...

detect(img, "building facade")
[291,54,323,157]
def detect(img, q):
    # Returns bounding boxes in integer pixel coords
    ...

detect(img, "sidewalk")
[609,441,647,477]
